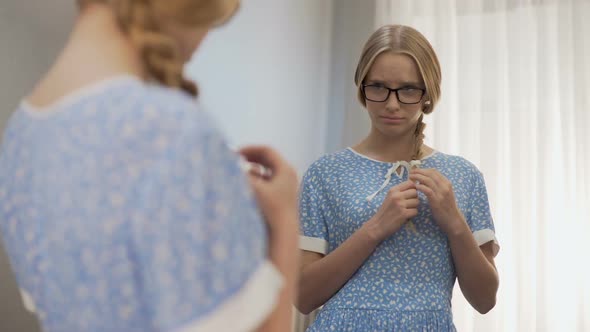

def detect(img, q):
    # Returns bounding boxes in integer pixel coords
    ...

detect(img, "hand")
[409,168,466,235]
[363,180,419,243]
[239,146,299,233]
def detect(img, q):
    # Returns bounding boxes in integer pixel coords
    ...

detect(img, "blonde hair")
[354,25,442,160]
[78,0,238,97]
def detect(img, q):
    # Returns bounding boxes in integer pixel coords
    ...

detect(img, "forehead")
[365,52,423,85]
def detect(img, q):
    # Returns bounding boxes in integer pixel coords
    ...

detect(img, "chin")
[376,125,412,138]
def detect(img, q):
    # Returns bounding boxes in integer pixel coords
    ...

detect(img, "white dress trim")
[299,236,329,255]
[347,147,438,163]
[172,260,283,332]
[473,229,500,257]
[21,74,141,117]
[19,288,37,313]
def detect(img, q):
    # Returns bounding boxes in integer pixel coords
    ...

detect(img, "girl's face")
[362,52,428,139]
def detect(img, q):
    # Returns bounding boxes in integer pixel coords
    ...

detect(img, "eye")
[363,85,390,102]
[400,86,420,92]
[397,87,425,104]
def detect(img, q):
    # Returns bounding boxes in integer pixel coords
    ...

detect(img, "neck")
[79,4,144,74]
[354,126,426,163]
[27,4,147,108]
[59,4,145,82]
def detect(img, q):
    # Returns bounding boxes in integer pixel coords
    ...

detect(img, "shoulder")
[104,82,226,161]
[428,152,489,195]
[82,80,238,183]
[430,151,483,177]
[299,149,354,195]
[131,82,217,135]
[304,149,357,177]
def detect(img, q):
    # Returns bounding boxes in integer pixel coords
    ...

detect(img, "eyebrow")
[365,79,424,88]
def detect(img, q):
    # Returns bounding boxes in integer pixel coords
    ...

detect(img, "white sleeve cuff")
[173,260,283,332]
[299,236,329,255]
[473,229,500,257]
[19,288,37,314]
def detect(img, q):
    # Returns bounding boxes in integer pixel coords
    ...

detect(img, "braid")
[412,113,426,160]
[113,0,198,96]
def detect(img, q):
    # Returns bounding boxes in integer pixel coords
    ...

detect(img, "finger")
[405,198,420,208]
[394,180,416,192]
[245,172,266,189]
[239,145,284,172]
[238,158,271,178]
[401,188,418,199]
[246,161,273,178]
[426,169,446,187]
[412,168,445,188]
[415,182,435,198]
[409,173,437,191]
[404,208,418,218]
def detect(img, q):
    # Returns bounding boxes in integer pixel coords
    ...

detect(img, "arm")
[410,168,499,314]
[447,220,499,314]
[239,146,301,332]
[257,222,300,332]
[296,224,379,315]
[296,181,419,315]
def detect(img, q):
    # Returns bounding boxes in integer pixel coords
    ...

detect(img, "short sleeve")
[299,166,329,255]
[132,111,283,332]
[466,170,500,256]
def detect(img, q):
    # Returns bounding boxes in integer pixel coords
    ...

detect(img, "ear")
[423,100,432,113]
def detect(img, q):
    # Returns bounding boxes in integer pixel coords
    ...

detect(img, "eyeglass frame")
[361,83,426,104]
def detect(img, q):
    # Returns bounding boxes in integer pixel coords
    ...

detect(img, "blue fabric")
[300,148,496,331]
[0,77,268,332]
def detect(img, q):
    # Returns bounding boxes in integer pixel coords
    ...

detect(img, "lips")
[379,116,404,124]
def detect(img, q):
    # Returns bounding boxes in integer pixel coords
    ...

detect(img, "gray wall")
[0,1,75,331]
[186,0,335,174]
[325,0,376,153]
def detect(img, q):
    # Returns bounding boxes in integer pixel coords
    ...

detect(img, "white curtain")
[370,0,590,331]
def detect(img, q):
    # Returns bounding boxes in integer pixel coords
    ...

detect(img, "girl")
[0,1,299,331]
[297,25,499,331]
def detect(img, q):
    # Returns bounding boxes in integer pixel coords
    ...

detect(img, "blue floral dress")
[0,76,282,332]
[299,148,499,331]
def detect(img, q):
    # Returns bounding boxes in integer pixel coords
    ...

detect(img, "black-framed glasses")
[361,84,426,104]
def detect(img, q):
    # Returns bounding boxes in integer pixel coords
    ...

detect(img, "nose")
[384,91,401,112]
